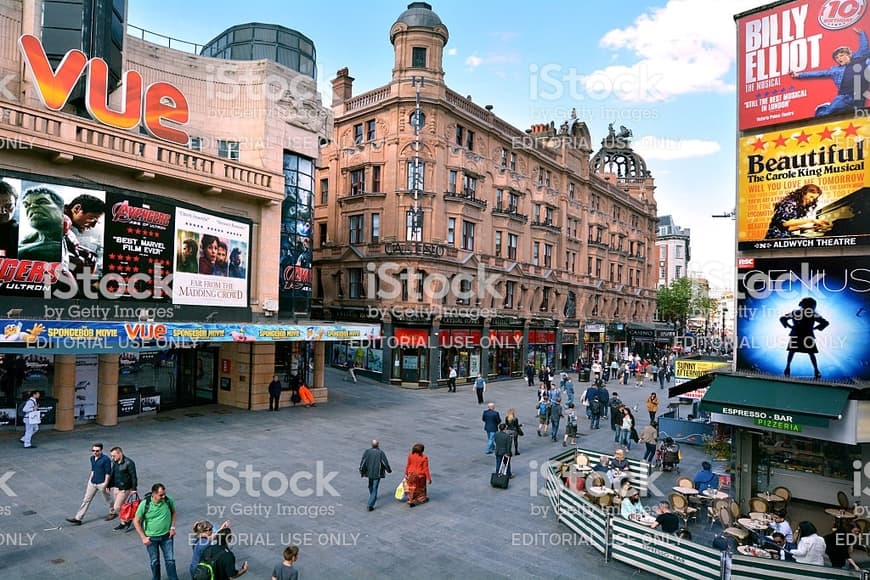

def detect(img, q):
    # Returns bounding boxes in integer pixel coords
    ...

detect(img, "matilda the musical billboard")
[737,0,869,130]
[737,117,869,250]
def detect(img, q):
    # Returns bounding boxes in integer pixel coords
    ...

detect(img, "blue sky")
[129,0,772,291]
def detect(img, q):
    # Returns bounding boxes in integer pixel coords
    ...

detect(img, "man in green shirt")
[133,483,178,580]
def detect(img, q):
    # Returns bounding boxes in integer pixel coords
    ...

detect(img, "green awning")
[700,375,851,428]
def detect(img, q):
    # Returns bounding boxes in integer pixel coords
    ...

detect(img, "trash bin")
[580,369,590,382]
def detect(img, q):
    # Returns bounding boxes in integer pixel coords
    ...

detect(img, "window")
[448,170,458,193]
[447,217,456,245]
[659,245,666,259]
[508,192,520,212]
[455,126,465,147]
[406,209,423,242]
[400,270,409,301]
[588,256,593,275]
[461,221,475,250]
[541,287,551,311]
[495,231,502,257]
[532,242,540,266]
[569,182,575,199]
[350,168,365,195]
[676,245,683,259]
[457,278,472,305]
[544,207,553,225]
[534,204,541,223]
[365,119,376,142]
[462,174,477,198]
[188,137,202,151]
[544,169,551,188]
[504,281,515,308]
[412,46,427,68]
[500,147,508,167]
[371,165,382,193]
[507,233,518,260]
[320,178,329,204]
[496,188,504,209]
[371,213,380,243]
[349,214,364,244]
[537,165,544,185]
[407,160,424,191]
[544,244,552,268]
[318,223,327,246]
[353,123,363,144]
[509,152,516,172]
[217,140,239,161]
[595,258,602,278]
[675,265,682,278]
[610,233,617,249]
[349,268,363,299]
[610,262,615,282]
[659,265,666,279]
[592,294,600,316]
[415,270,426,301]
[466,129,475,151]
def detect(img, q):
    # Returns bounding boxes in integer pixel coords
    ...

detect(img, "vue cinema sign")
[18,34,190,145]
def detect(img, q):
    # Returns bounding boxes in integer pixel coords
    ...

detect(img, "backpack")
[567,411,577,427]
[609,397,622,410]
[192,546,223,580]
[590,396,602,415]
[549,402,561,419]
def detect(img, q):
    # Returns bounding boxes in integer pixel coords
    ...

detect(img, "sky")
[128,0,774,292]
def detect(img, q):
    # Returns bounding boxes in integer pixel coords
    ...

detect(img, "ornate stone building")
[314,2,659,385]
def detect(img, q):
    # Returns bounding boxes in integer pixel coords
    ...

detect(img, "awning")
[699,375,851,428]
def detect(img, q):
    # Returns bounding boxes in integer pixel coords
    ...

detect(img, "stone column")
[97,354,119,427]
[428,321,440,388]
[313,341,325,390]
[481,319,491,378]
[554,324,563,370]
[53,355,76,432]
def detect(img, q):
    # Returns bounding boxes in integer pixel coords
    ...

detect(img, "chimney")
[331,68,354,107]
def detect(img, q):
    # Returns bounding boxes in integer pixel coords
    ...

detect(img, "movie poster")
[736,256,870,383]
[737,0,870,130]
[74,354,98,420]
[103,192,174,302]
[0,175,106,296]
[172,206,250,307]
[737,118,869,249]
[279,153,313,313]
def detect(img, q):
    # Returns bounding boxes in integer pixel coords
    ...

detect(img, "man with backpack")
[133,482,178,580]
[196,527,249,580]
[562,403,578,447]
[609,392,623,433]
[589,391,603,430]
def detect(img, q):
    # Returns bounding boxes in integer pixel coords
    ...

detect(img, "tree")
[692,295,718,337]
[657,277,693,334]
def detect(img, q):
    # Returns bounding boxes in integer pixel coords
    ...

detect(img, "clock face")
[410,110,425,130]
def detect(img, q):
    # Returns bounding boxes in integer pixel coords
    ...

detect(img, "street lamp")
[720,307,728,347]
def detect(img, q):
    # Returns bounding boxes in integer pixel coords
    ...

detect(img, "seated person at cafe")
[592,455,611,473]
[825,523,862,571]
[620,488,646,520]
[766,532,796,562]
[649,501,680,534]
[766,511,793,543]
[610,449,629,471]
[692,461,718,492]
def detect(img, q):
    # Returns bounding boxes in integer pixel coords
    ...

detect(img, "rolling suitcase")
[490,455,510,489]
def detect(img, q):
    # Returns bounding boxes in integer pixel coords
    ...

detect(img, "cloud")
[465,55,483,68]
[584,0,767,102]
[632,136,721,160]
[464,53,519,71]
[446,48,457,56]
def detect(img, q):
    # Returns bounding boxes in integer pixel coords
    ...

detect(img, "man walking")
[109,446,138,531]
[20,390,40,448]
[482,403,501,454]
[493,424,513,479]
[66,442,113,525]
[268,375,282,411]
[348,360,358,383]
[609,392,623,432]
[525,362,535,387]
[133,482,178,580]
[448,366,457,392]
[359,439,392,512]
[474,374,486,404]
[549,398,563,442]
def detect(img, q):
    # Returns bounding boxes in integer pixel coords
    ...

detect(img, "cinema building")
[0,1,378,431]
[314,2,660,386]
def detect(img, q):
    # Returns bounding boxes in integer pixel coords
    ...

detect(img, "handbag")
[120,491,141,521]
[630,427,640,443]
[516,425,524,437]
[27,410,41,424]
[394,479,407,501]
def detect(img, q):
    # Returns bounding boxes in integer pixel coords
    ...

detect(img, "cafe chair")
[749,497,770,514]
[598,493,613,509]
[575,453,590,467]
[772,486,791,506]
[719,508,750,545]
[854,518,870,553]
[837,490,852,511]
[729,500,741,520]
[670,493,698,527]
[676,477,695,490]
[708,499,729,530]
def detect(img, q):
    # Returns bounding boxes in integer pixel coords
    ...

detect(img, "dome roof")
[591,124,650,179]
[394,2,443,29]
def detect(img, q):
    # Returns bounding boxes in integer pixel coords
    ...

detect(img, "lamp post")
[720,307,728,348]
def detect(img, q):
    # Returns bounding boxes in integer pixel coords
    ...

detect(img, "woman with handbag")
[404,443,432,507]
[504,408,522,456]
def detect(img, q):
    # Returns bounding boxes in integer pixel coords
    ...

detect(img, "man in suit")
[493,423,513,479]
[482,403,501,454]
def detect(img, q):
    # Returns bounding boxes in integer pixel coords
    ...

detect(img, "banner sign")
[737,0,870,130]
[674,359,730,398]
[736,256,870,382]
[0,320,382,353]
[737,118,869,249]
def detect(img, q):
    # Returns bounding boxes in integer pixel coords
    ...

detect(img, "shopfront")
[439,327,482,382]
[583,323,605,366]
[390,326,431,384]
[527,329,556,370]
[488,317,524,379]
[605,323,626,364]
[700,374,869,509]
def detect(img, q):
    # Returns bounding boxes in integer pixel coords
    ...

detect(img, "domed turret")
[591,124,650,179]
[389,3,449,85]
[392,2,444,33]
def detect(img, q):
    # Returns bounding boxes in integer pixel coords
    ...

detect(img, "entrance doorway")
[176,347,218,406]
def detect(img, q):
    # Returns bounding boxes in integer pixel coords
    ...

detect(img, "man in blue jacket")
[482,403,501,454]
[66,442,114,525]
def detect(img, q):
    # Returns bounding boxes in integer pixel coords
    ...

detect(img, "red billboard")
[737,0,870,130]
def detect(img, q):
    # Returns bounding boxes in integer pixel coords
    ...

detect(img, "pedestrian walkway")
[0,368,679,579]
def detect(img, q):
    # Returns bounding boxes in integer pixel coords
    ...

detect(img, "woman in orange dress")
[298,384,316,407]
[404,443,432,507]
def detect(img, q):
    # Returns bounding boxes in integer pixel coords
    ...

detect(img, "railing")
[443,191,488,209]
[127,24,204,54]
[492,206,528,222]
[0,101,281,200]
[531,220,562,233]
[445,88,492,123]
[345,86,392,111]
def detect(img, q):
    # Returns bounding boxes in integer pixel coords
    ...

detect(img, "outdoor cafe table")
[738,517,770,532]
[673,486,699,496]
[756,492,787,503]
[701,489,729,501]
[737,545,773,559]
[825,508,856,521]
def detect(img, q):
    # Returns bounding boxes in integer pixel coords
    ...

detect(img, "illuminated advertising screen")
[737,0,870,130]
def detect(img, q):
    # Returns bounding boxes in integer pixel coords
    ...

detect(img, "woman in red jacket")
[404,443,432,507]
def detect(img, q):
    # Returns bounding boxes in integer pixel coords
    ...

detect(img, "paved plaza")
[0,369,700,579]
